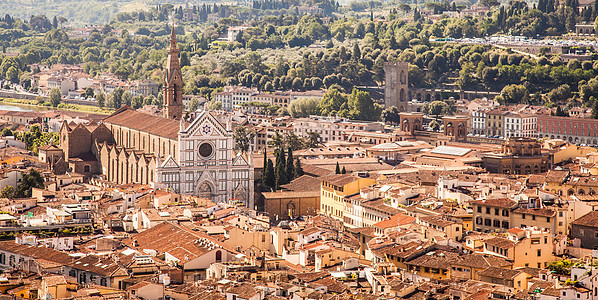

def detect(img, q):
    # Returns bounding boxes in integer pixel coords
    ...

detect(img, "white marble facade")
[156,111,254,208]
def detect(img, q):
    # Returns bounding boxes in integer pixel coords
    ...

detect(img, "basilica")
[58,27,254,208]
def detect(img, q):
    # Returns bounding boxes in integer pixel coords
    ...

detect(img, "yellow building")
[320,174,376,221]
[403,250,512,281]
[472,198,517,232]
[478,267,531,292]
[553,144,596,165]
[482,228,554,268]
[510,206,567,235]
[315,248,359,272]
[38,275,78,300]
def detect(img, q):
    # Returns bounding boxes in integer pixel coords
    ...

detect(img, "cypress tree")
[262,148,267,180]
[295,158,304,178]
[341,166,347,174]
[264,159,276,190]
[286,147,295,181]
[335,162,341,174]
[275,148,287,188]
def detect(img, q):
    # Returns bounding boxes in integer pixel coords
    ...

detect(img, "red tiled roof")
[373,213,415,229]
[103,106,184,140]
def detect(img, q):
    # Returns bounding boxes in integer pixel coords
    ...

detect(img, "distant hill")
[0,0,203,25]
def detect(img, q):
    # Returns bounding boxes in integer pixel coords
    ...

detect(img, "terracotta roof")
[42,275,67,287]
[512,207,555,217]
[321,173,361,187]
[419,215,459,228]
[67,255,125,277]
[126,222,236,263]
[472,198,518,209]
[280,175,321,192]
[373,213,415,229]
[0,241,72,265]
[572,211,598,228]
[300,227,323,236]
[292,271,329,283]
[103,106,182,140]
[262,190,320,199]
[540,287,561,297]
[484,237,516,249]
[478,266,525,280]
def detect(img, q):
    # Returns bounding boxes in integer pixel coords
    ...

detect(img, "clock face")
[200,123,212,136]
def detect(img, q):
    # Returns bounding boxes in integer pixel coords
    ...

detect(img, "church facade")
[156,112,254,207]
[57,26,254,207]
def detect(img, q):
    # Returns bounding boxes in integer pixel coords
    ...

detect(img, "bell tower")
[163,25,183,120]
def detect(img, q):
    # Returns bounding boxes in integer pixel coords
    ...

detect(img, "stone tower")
[163,25,184,120]
[384,62,409,112]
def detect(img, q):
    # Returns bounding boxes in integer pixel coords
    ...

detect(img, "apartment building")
[294,116,384,143]
[214,87,258,110]
[537,114,598,146]
[320,174,376,222]
[470,110,487,136]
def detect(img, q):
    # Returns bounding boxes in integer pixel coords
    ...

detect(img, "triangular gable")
[160,155,179,169]
[196,170,215,186]
[233,154,249,166]
[183,111,228,138]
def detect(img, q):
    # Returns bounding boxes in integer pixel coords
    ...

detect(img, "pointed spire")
[170,24,177,49]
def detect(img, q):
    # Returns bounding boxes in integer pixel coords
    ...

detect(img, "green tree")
[84,87,94,99]
[547,259,573,275]
[336,162,341,174]
[188,98,200,112]
[96,93,105,108]
[233,126,256,153]
[317,88,347,116]
[286,147,295,181]
[341,166,346,174]
[347,88,381,121]
[108,87,124,109]
[429,120,441,131]
[423,101,448,116]
[285,132,304,151]
[305,131,322,148]
[498,84,529,104]
[264,159,276,191]
[49,88,61,107]
[0,186,14,199]
[269,131,285,149]
[6,66,18,83]
[15,169,44,198]
[381,106,400,125]
[592,100,598,119]
[288,97,319,118]
[294,158,304,178]
[1,128,13,137]
[275,148,287,188]
[206,100,223,110]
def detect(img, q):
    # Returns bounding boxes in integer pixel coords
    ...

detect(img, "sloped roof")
[572,211,598,228]
[373,213,415,229]
[103,106,182,140]
[127,222,236,263]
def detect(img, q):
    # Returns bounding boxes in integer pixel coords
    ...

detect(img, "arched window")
[215,250,222,262]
